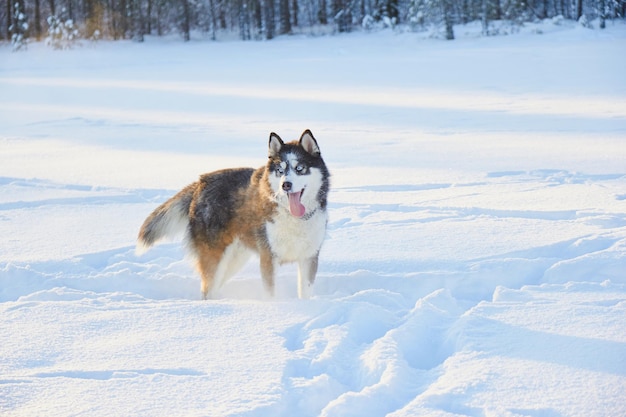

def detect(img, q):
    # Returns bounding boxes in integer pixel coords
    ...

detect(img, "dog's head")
[267,130,329,218]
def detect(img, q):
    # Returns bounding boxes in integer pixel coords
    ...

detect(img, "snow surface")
[1,20,626,417]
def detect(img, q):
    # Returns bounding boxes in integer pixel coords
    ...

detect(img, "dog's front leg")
[260,250,276,297]
[297,256,319,299]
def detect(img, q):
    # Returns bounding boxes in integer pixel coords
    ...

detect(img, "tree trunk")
[146,0,152,34]
[6,0,12,40]
[291,0,298,27]
[598,0,606,28]
[388,0,398,19]
[33,0,42,40]
[481,0,488,35]
[332,0,350,32]
[208,0,217,39]
[119,0,129,38]
[264,0,275,39]
[239,0,251,39]
[132,0,144,41]
[318,0,327,24]
[253,0,262,36]
[181,0,190,41]
[443,0,454,40]
[494,0,502,19]
[279,0,291,34]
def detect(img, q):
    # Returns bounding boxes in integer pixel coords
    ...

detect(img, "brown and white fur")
[137,130,330,299]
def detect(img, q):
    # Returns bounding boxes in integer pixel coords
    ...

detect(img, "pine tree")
[45,8,79,49]
[10,2,29,51]
[407,0,428,30]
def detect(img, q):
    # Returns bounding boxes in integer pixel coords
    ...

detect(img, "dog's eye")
[295,164,306,174]
[275,166,284,175]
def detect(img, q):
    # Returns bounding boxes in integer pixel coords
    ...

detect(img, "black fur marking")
[189,168,255,244]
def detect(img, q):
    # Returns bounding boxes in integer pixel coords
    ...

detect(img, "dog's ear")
[269,132,284,157]
[299,130,321,157]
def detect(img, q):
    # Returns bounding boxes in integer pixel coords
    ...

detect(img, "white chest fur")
[265,208,328,263]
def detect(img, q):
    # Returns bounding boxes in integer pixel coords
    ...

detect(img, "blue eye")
[276,166,284,175]
[296,165,306,174]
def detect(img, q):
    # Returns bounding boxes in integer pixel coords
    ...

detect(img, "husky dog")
[137,130,329,299]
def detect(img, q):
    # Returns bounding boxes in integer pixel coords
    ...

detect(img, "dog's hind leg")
[193,242,222,300]
[213,239,253,291]
[297,256,319,299]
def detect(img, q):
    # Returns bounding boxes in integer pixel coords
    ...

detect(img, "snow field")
[1,19,626,417]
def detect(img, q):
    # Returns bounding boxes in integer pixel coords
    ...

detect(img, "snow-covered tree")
[595,0,617,28]
[3,0,626,42]
[10,2,29,51]
[46,9,80,49]
[332,0,352,32]
[408,0,443,31]
[407,0,454,38]
[407,0,427,30]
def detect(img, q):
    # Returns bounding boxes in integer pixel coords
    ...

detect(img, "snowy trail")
[2,21,626,417]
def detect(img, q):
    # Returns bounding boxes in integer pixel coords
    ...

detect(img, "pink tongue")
[288,191,306,217]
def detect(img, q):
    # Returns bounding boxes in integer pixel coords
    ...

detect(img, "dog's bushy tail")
[136,183,196,255]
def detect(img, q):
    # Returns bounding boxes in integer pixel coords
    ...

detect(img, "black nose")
[282,181,292,191]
